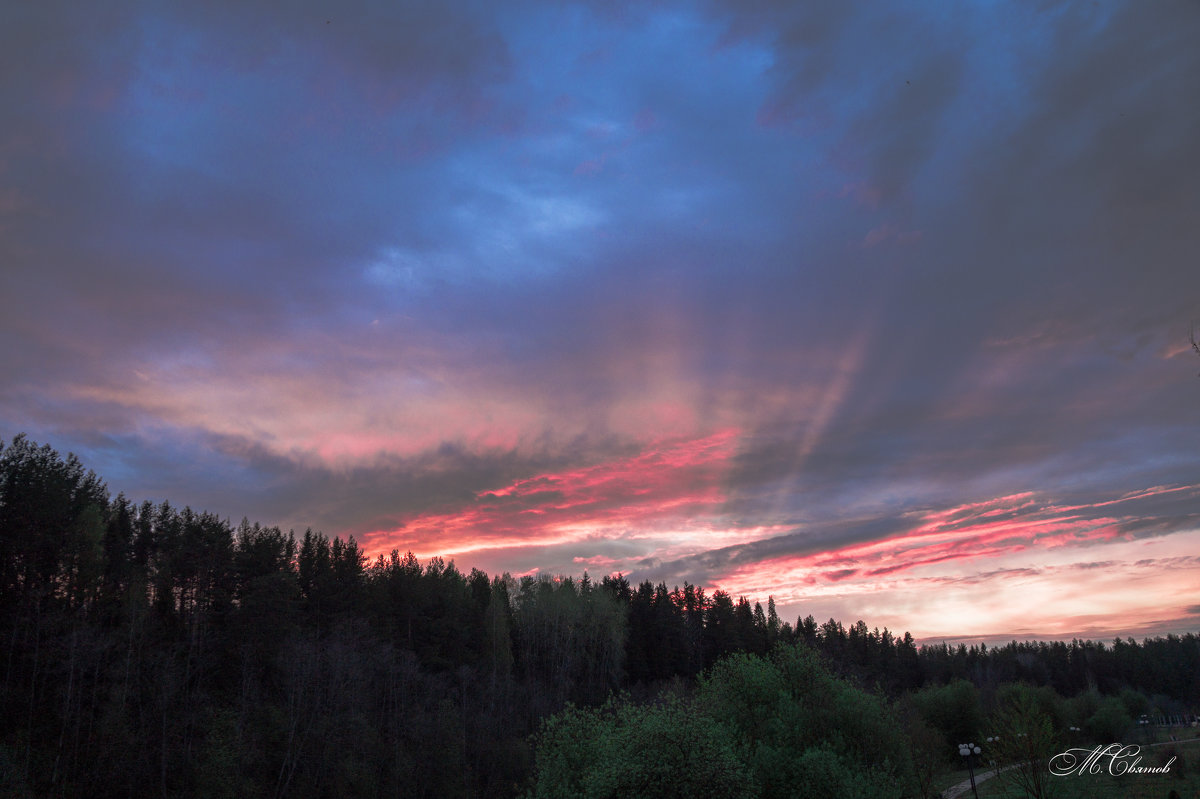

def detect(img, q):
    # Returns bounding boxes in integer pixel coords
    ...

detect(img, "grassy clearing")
[933,767,975,795]
[972,736,1200,799]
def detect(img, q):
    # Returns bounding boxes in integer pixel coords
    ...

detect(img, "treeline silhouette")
[1,434,1197,797]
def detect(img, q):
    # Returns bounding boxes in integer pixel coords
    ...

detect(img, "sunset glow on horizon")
[3,1,1199,643]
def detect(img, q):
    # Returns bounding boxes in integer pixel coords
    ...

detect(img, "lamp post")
[985,735,1000,778]
[958,742,982,799]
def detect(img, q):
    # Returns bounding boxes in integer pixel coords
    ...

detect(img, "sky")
[3,0,1199,643]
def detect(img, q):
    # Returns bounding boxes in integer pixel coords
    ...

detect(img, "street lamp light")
[958,742,982,799]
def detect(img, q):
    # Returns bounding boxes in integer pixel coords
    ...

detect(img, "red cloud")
[362,429,740,557]
[717,490,1150,596]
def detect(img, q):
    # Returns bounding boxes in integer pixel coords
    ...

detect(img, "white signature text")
[1048,744,1174,777]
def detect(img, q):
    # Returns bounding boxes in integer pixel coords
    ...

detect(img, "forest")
[1,433,1198,798]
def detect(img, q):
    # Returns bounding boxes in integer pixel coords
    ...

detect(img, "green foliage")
[530,645,911,799]
[698,644,909,799]
[1083,696,1133,742]
[1064,688,1101,729]
[787,745,899,799]
[892,696,946,799]
[527,696,753,799]
[990,683,1062,799]
[699,652,788,748]
[1116,686,1149,719]
[994,681,1065,730]
[909,679,985,757]
[3,434,1200,799]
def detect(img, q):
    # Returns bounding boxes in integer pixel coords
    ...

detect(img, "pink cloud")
[714,495,1136,591]
[361,429,741,557]
[572,554,626,570]
[709,487,1200,640]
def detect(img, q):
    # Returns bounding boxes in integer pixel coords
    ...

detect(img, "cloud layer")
[3,0,1199,641]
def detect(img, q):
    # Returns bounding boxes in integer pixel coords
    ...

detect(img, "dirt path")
[942,764,1012,799]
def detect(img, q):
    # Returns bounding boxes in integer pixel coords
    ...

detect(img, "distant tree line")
[1,434,1197,797]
